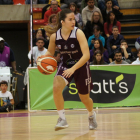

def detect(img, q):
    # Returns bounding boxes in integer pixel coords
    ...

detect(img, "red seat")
[13,0,25,5]
[33,8,42,12]
[33,19,45,25]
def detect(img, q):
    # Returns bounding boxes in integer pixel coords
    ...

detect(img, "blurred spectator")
[84,11,103,39]
[106,26,124,62]
[61,0,82,9]
[0,81,14,112]
[132,49,140,64]
[88,26,105,50]
[0,0,13,4]
[69,2,83,29]
[109,50,129,64]
[42,0,61,19]
[135,36,140,50]
[98,0,120,11]
[120,40,134,64]
[0,37,17,72]
[54,50,61,64]
[82,0,102,26]
[101,0,122,22]
[90,39,109,63]
[44,14,57,40]
[90,50,107,65]
[104,11,121,38]
[28,37,47,65]
[81,0,97,12]
[33,28,49,48]
[44,0,61,24]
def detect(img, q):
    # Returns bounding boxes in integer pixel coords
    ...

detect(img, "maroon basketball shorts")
[55,61,93,94]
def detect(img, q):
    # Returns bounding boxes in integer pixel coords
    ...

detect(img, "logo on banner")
[90,70,136,103]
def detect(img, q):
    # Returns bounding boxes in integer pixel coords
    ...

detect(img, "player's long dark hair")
[57,9,73,30]
[106,11,117,31]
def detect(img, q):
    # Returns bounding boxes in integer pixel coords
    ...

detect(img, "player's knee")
[80,96,89,104]
[53,76,65,94]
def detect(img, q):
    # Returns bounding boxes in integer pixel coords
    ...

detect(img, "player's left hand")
[62,68,75,78]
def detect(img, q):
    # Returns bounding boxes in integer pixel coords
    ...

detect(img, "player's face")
[62,13,75,30]
[110,13,115,21]
[36,40,44,50]
[94,40,100,49]
[0,84,7,93]
[106,1,112,9]
[36,30,42,38]
[115,53,122,62]
[95,54,102,62]
[70,5,76,12]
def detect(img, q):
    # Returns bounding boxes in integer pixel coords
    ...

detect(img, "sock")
[88,110,94,117]
[57,109,65,120]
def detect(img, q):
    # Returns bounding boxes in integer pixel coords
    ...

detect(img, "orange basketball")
[37,55,57,75]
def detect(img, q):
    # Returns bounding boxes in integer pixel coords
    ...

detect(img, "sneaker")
[55,117,69,131]
[88,112,97,130]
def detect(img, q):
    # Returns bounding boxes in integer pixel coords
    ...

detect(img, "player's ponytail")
[57,9,73,30]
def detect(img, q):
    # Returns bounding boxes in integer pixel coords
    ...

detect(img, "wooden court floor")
[0,107,140,140]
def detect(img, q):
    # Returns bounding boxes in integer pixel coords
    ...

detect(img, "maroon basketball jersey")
[55,27,82,67]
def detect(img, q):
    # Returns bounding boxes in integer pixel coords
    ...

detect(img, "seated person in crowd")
[0,81,14,112]
[42,0,61,19]
[28,37,48,65]
[104,11,121,38]
[69,2,83,29]
[106,26,124,62]
[90,50,108,65]
[135,36,140,50]
[84,11,103,39]
[101,0,122,22]
[98,0,120,11]
[24,37,48,86]
[88,26,105,50]
[82,0,102,26]
[61,0,82,9]
[44,0,61,24]
[44,14,57,40]
[33,28,49,49]
[90,39,109,63]
[120,40,134,64]
[109,50,129,64]
[132,49,140,64]
[81,0,98,12]
[0,37,17,72]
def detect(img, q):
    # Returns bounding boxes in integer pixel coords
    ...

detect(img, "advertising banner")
[28,65,140,110]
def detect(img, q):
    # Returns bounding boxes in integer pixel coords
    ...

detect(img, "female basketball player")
[42,9,97,131]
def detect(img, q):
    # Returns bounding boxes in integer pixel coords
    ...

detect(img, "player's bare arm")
[62,29,90,78]
[45,33,56,56]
